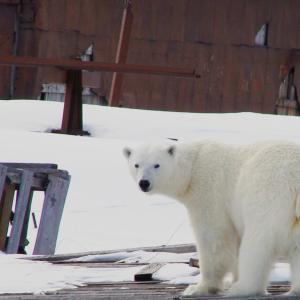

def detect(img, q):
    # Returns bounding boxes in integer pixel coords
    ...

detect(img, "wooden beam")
[0,55,199,78]
[134,263,165,281]
[33,174,70,255]
[0,184,15,251]
[6,170,33,254]
[29,244,197,262]
[61,69,83,134]
[109,0,133,107]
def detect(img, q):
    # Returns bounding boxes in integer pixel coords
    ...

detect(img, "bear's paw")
[182,283,220,296]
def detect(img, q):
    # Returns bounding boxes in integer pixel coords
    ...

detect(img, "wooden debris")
[189,258,199,268]
[29,243,196,262]
[0,163,71,255]
[134,263,165,281]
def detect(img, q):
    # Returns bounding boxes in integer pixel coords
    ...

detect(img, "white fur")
[123,140,300,296]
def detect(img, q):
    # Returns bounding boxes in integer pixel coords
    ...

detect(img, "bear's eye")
[134,164,139,168]
[154,164,160,169]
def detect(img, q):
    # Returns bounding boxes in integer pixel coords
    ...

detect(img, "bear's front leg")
[182,250,227,296]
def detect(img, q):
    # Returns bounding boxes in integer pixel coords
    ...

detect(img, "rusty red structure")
[0,0,299,115]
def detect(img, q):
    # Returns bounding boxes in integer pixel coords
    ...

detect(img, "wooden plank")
[94,0,121,39]
[61,69,83,134]
[0,280,293,299]
[0,4,15,99]
[0,165,8,199]
[134,263,165,281]
[235,46,252,112]
[0,165,9,250]
[6,168,69,183]
[221,46,239,112]
[0,0,20,4]
[189,257,199,268]
[227,0,246,45]
[0,184,15,251]
[212,0,230,45]
[249,47,268,113]
[29,243,196,262]
[6,170,33,253]
[184,0,215,43]
[109,1,133,107]
[77,0,97,35]
[205,45,226,112]
[192,44,212,112]
[0,55,198,78]
[33,174,70,255]
[64,0,81,31]
[6,171,48,191]
[19,190,34,253]
[0,162,58,169]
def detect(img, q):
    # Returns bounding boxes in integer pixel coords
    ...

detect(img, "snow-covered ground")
[0,99,298,293]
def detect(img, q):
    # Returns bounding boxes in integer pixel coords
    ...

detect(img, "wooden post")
[33,174,70,255]
[61,69,83,134]
[0,184,15,251]
[19,190,34,252]
[0,165,9,251]
[6,170,33,254]
[109,0,133,107]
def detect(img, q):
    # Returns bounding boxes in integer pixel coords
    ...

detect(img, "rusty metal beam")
[109,0,133,107]
[61,70,83,134]
[0,55,199,78]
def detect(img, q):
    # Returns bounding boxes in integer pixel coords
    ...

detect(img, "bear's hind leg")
[227,230,273,297]
[182,264,225,296]
[287,250,300,295]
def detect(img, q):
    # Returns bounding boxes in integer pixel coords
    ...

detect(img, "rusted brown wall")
[124,0,300,113]
[0,3,15,99]
[13,0,122,98]
[0,0,299,113]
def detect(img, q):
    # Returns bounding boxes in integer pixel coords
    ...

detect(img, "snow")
[0,253,143,294]
[0,99,298,294]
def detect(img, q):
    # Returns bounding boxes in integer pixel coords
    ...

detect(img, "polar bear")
[123,140,300,296]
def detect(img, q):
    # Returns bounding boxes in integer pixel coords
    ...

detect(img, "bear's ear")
[167,145,176,156]
[123,147,132,159]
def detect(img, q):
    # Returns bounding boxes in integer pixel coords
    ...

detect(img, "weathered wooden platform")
[0,244,297,300]
[0,278,294,300]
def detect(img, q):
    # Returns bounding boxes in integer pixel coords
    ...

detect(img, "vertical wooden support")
[0,184,15,251]
[109,0,133,107]
[19,190,34,252]
[0,165,9,250]
[33,174,70,255]
[6,170,33,254]
[61,69,83,134]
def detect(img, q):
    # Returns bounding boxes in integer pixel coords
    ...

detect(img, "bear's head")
[123,143,176,195]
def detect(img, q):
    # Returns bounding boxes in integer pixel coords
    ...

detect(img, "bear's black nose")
[139,179,150,192]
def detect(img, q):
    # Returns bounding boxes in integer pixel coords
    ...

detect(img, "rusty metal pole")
[61,69,83,134]
[109,0,133,107]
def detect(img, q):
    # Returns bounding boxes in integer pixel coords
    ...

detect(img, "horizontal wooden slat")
[28,243,197,262]
[0,55,199,78]
[0,0,19,4]
[0,163,58,169]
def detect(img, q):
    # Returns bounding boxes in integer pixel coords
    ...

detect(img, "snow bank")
[0,100,297,293]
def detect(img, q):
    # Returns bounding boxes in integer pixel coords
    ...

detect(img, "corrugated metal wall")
[0,2,15,98]
[0,0,299,113]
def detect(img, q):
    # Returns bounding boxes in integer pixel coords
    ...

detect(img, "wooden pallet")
[0,163,70,255]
